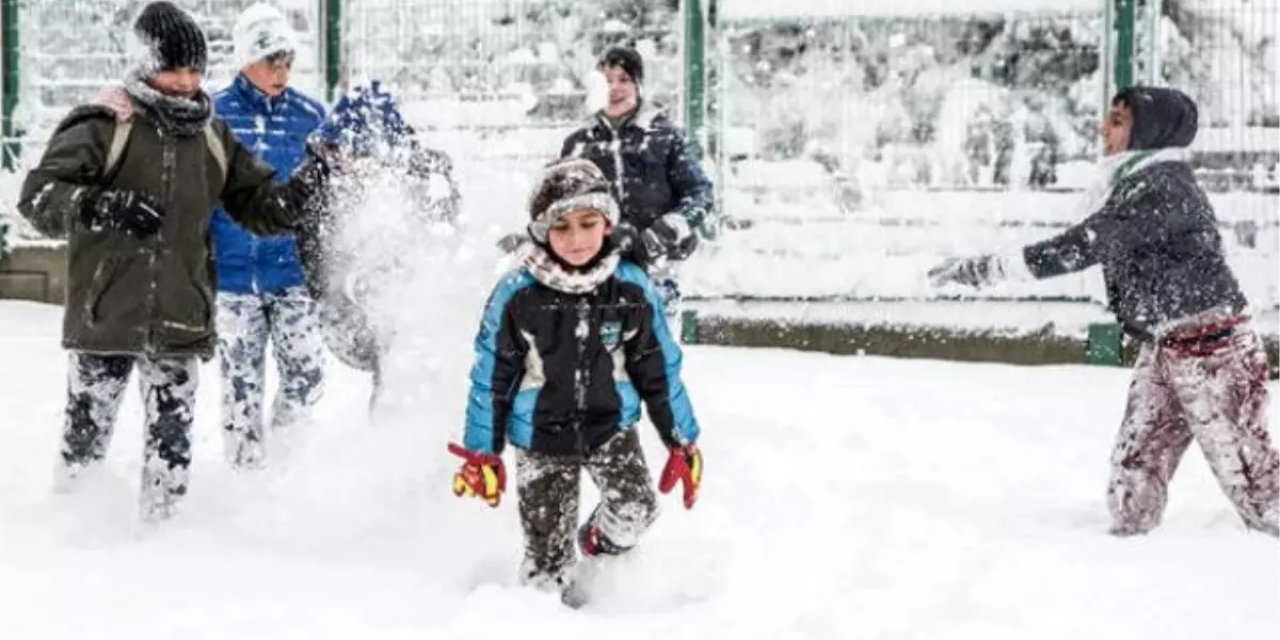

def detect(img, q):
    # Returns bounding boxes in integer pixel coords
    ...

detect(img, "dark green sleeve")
[17,110,114,238]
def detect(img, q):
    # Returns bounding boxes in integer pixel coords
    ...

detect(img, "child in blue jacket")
[448,158,704,600]
[211,3,327,469]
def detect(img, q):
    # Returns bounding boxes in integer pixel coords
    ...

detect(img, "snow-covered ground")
[1,299,1277,639]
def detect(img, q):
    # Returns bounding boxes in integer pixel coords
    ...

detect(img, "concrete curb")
[685,313,1280,379]
[0,243,65,304]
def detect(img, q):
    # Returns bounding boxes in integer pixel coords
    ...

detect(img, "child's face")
[602,64,638,117]
[1102,101,1133,156]
[149,66,204,99]
[242,52,294,98]
[548,209,609,267]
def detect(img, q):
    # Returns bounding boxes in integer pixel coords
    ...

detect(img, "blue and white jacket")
[210,74,326,294]
[463,250,699,456]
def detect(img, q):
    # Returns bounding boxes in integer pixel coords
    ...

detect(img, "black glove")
[280,142,338,218]
[611,222,650,267]
[643,213,699,262]
[927,255,1005,288]
[81,189,164,238]
[301,141,339,183]
[614,214,699,269]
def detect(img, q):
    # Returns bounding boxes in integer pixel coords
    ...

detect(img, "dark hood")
[1115,86,1199,150]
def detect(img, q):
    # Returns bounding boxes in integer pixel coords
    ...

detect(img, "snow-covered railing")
[720,0,1105,21]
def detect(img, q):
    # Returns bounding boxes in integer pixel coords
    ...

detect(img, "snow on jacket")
[1021,88,1246,339]
[560,101,713,232]
[211,73,325,294]
[463,252,699,457]
[17,86,311,357]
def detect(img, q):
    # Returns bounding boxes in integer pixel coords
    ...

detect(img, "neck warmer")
[124,71,212,136]
[521,242,620,295]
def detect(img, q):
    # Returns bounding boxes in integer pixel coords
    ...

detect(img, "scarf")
[124,71,212,136]
[520,243,620,295]
[1073,147,1192,219]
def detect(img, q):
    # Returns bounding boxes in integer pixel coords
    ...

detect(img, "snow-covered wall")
[721,0,1105,20]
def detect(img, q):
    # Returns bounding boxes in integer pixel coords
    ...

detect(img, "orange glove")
[447,443,505,507]
[658,444,702,509]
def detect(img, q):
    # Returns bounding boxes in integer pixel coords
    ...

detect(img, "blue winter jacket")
[211,74,326,294]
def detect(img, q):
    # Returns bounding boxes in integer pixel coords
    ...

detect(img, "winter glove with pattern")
[659,444,702,509]
[448,443,505,508]
[81,189,165,238]
[927,254,1007,289]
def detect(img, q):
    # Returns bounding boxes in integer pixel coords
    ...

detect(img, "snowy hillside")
[1,299,1277,639]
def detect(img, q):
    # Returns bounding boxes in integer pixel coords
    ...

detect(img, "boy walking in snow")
[17,1,331,521]
[448,158,704,600]
[929,86,1278,536]
[212,3,327,469]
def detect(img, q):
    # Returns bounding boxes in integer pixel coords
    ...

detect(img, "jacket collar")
[231,72,288,112]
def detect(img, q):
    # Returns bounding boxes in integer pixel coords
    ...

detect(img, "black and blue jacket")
[463,259,699,456]
[210,74,326,294]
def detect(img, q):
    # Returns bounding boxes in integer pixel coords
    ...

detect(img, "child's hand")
[447,443,505,508]
[927,254,1002,288]
[659,444,702,509]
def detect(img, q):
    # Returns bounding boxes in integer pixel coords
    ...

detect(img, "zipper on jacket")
[601,117,628,208]
[572,295,591,455]
[147,126,176,352]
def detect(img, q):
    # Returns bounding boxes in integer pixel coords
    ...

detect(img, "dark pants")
[515,429,660,587]
[60,352,199,520]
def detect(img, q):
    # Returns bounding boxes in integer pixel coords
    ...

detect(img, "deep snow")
[1,299,1277,640]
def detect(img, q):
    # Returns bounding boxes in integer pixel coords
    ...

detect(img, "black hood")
[1114,86,1199,150]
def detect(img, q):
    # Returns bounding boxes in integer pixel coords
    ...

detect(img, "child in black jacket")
[930,86,1277,537]
[449,158,704,598]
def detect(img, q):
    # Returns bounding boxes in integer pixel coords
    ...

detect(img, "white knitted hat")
[232,3,297,68]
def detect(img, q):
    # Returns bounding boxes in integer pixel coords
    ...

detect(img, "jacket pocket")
[162,276,213,333]
[84,257,124,326]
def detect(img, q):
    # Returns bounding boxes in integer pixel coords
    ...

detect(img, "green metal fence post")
[683,0,706,159]
[1113,0,1136,91]
[1086,322,1123,366]
[681,309,699,345]
[324,0,342,102]
[1,0,20,170]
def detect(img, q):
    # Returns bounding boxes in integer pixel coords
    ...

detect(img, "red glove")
[447,443,505,508]
[658,444,702,509]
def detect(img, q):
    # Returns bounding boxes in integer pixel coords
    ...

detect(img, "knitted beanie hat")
[527,158,620,243]
[130,1,208,76]
[233,3,297,68]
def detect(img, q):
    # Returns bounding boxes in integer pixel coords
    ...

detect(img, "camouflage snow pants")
[1107,323,1279,536]
[59,352,199,520]
[216,287,325,468]
[515,430,660,588]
